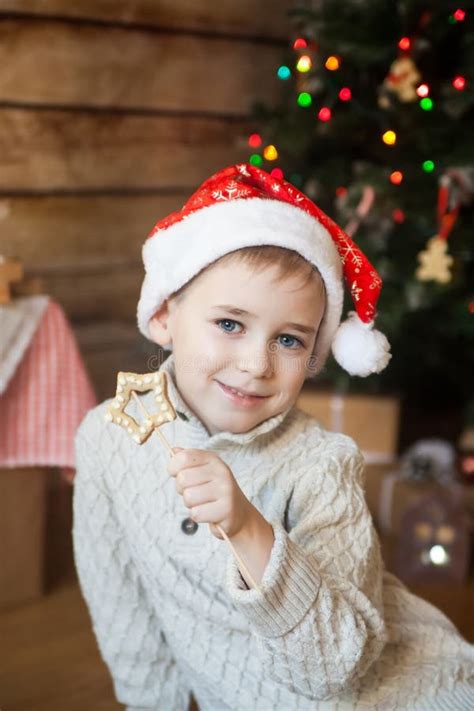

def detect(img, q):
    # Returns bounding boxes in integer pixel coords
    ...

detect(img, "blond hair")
[170,245,323,303]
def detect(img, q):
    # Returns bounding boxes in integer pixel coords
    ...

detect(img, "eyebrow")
[211,304,316,335]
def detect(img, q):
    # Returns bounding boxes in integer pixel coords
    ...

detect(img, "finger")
[189,500,225,524]
[182,481,218,509]
[175,466,212,494]
[167,448,208,476]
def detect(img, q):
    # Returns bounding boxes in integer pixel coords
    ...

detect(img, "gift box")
[296,388,400,464]
[0,466,49,609]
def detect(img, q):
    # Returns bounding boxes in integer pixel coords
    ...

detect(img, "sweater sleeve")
[224,437,388,701]
[72,409,191,711]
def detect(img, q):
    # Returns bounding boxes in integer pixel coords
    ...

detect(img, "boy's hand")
[167,447,256,540]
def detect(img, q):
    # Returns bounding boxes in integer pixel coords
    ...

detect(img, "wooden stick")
[131,391,262,593]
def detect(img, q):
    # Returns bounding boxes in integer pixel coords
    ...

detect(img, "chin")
[212,413,260,434]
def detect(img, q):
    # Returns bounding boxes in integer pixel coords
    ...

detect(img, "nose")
[236,338,274,377]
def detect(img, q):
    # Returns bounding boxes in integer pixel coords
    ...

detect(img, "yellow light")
[263,145,278,161]
[296,55,312,73]
[325,55,340,71]
[382,130,397,146]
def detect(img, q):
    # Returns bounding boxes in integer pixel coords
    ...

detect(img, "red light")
[453,75,466,90]
[469,300,474,314]
[248,133,262,148]
[416,83,430,97]
[270,168,284,180]
[335,186,348,197]
[293,38,308,49]
[398,37,411,51]
[339,87,352,101]
[461,455,474,474]
[390,171,403,185]
[318,107,332,122]
[392,208,406,223]
[454,9,466,21]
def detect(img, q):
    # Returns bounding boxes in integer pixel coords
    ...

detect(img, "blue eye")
[278,334,303,349]
[216,318,241,333]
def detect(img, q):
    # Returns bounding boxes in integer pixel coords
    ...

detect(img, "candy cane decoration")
[343,185,375,238]
[105,371,262,593]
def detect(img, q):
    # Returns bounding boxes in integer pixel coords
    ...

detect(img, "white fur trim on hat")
[137,197,343,375]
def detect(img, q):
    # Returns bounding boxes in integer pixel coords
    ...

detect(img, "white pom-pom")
[331,311,392,377]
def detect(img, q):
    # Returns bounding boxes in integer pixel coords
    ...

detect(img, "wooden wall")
[0,1,294,399]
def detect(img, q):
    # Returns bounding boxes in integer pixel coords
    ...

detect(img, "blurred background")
[1,2,473,709]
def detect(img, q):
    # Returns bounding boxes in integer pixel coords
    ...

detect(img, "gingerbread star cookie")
[104,371,177,444]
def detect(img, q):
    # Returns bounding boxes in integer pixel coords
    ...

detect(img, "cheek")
[275,354,308,387]
[204,329,236,363]
[183,334,231,381]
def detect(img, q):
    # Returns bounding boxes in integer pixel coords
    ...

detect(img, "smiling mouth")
[216,381,269,399]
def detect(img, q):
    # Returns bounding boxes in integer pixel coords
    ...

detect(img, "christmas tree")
[248,0,474,432]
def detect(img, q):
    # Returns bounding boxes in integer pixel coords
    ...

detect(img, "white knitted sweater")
[72,353,474,711]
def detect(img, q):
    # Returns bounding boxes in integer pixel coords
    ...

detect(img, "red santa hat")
[137,163,391,377]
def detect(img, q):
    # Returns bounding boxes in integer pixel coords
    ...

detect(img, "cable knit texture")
[72,353,474,710]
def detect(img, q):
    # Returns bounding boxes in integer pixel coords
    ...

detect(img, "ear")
[148,299,173,348]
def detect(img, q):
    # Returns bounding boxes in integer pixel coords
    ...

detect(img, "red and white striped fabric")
[0,298,97,480]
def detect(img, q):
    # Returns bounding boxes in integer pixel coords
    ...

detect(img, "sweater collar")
[149,352,294,448]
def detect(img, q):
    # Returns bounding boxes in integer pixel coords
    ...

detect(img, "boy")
[73,164,474,710]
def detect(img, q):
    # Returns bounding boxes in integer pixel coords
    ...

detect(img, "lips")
[218,382,266,398]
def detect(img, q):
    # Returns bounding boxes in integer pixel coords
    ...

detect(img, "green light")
[448,14,457,24]
[422,160,435,173]
[297,92,312,107]
[249,154,263,166]
[277,65,291,80]
[420,97,433,111]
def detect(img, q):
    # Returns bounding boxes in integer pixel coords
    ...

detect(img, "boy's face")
[149,260,325,435]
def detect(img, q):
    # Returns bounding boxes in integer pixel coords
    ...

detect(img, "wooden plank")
[0,20,286,113]
[0,0,295,40]
[75,321,141,350]
[0,194,187,266]
[74,323,169,404]
[40,265,143,322]
[0,109,253,191]
[75,322,163,402]
[85,347,173,403]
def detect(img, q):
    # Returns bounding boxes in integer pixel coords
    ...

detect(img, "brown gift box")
[296,388,400,465]
[0,467,48,610]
